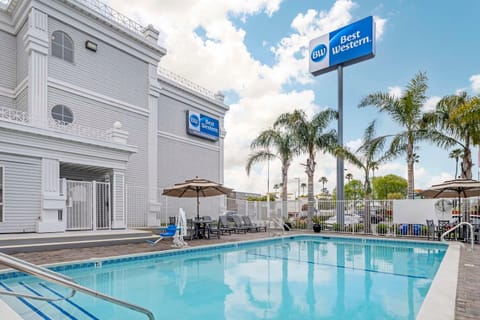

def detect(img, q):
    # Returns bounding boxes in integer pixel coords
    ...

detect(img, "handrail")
[0,252,155,320]
[440,222,474,250]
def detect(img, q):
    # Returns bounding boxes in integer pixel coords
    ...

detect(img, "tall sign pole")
[336,65,344,223]
[309,16,375,225]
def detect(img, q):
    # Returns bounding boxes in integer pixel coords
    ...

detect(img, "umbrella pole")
[197,189,200,220]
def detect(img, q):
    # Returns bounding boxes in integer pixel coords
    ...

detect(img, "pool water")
[0,236,447,320]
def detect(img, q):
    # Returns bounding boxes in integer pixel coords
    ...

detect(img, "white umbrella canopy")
[162,177,233,220]
[420,179,480,199]
[420,179,480,222]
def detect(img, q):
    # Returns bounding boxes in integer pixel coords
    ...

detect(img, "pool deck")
[0,230,478,319]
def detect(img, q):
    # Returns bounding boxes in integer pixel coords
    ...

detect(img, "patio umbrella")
[420,178,480,222]
[162,177,233,220]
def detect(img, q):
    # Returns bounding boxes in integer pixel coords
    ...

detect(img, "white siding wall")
[0,30,16,90]
[47,18,148,108]
[0,153,41,233]
[48,88,148,187]
[16,22,28,85]
[14,87,27,111]
[0,96,14,109]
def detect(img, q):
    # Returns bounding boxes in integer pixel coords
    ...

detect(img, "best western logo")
[189,114,199,127]
[310,44,327,62]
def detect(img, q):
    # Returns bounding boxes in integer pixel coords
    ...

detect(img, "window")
[51,105,74,124]
[51,31,74,63]
[0,166,3,222]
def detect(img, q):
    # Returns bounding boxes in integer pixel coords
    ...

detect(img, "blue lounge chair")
[147,225,178,245]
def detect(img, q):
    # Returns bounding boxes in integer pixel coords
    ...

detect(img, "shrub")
[312,215,330,224]
[332,223,343,232]
[376,223,389,234]
[390,224,400,235]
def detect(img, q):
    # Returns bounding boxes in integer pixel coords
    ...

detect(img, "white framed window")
[51,31,74,63]
[0,166,3,223]
[51,105,74,124]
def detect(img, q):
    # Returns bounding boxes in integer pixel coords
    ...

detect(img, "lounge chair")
[218,216,235,235]
[242,216,267,232]
[231,215,251,233]
[147,225,177,245]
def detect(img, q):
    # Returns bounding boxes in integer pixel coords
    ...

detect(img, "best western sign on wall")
[187,111,219,141]
[309,16,375,76]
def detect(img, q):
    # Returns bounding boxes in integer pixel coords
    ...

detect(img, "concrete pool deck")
[0,230,478,319]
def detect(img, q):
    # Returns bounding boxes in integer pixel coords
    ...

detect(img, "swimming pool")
[0,236,447,320]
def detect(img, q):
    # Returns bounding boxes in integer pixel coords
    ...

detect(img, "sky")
[108,0,480,196]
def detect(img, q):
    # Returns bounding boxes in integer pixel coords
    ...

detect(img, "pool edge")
[416,243,460,320]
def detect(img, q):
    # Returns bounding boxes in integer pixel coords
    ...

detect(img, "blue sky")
[110,0,480,195]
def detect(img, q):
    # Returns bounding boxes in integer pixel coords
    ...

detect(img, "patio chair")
[242,216,266,232]
[218,216,235,235]
[201,216,220,239]
[147,224,178,245]
[425,219,436,240]
[231,215,253,233]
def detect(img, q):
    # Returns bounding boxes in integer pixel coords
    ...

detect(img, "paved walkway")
[0,231,478,319]
[456,246,480,320]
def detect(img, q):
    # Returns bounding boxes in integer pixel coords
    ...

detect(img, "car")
[325,213,361,226]
[354,210,384,223]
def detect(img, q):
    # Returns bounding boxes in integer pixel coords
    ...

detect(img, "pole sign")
[309,16,375,76]
[187,110,219,141]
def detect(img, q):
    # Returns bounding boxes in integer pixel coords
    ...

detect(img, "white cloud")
[422,96,440,112]
[470,74,480,93]
[388,86,402,98]
[107,0,390,195]
[373,16,387,40]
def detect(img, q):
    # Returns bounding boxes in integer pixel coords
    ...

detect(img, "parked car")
[354,210,384,223]
[325,213,361,226]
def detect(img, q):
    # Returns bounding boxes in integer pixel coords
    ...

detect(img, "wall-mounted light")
[85,40,97,52]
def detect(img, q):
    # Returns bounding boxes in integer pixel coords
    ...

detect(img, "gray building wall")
[48,87,148,187]
[0,153,41,233]
[47,17,148,108]
[16,22,27,85]
[157,94,222,145]
[157,137,220,188]
[0,29,16,90]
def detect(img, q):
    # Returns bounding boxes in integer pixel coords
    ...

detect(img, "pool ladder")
[0,252,155,320]
[440,222,474,250]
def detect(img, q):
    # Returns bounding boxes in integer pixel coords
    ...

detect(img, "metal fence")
[124,188,479,241]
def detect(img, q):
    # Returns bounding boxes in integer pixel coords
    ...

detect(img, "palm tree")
[246,128,295,206]
[345,173,353,183]
[449,148,463,178]
[275,109,337,228]
[319,176,328,193]
[359,71,430,199]
[423,92,480,179]
[301,183,307,196]
[335,121,390,232]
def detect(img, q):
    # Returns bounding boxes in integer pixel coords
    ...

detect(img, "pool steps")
[0,281,101,319]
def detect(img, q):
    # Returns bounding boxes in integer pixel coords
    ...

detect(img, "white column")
[147,63,162,226]
[24,8,49,127]
[112,169,126,229]
[36,158,66,232]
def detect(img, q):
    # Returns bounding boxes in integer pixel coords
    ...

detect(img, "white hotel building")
[0,0,229,233]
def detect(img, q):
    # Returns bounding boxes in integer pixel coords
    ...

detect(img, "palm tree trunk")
[306,156,315,229]
[407,139,415,199]
[364,169,372,233]
[281,163,289,219]
[461,147,472,179]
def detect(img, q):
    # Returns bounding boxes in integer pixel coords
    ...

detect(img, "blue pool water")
[0,236,447,320]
